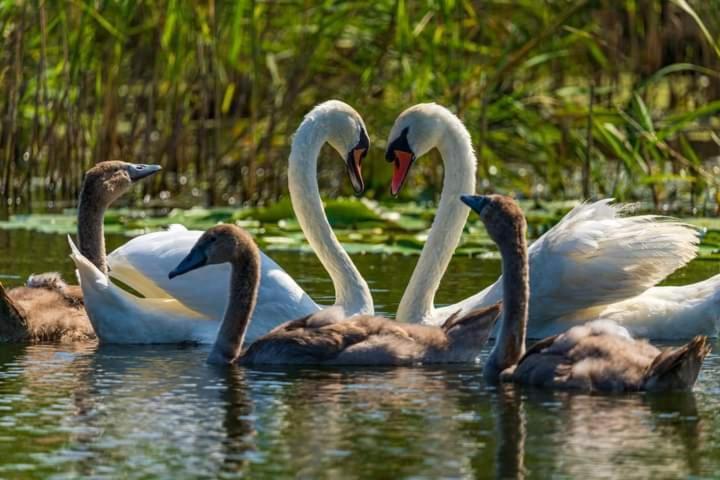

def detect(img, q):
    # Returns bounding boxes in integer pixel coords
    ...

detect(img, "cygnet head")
[168,224,258,279]
[461,194,527,249]
[302,100,370,194]
[82,161,162,206]
[384,103,455,196]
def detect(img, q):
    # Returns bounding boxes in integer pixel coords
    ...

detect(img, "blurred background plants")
[1,0,719,215]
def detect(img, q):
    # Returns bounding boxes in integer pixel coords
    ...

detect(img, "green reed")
[0,0,719,214]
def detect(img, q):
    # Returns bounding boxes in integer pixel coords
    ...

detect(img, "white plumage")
[70,236,218,344]
[540,274,720,340]
[84,100,373,344]
[431,199,706,337]
[108,227,318,332]
[388,103,716,339]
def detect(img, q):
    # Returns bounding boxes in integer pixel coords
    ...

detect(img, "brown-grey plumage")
[0,161,160,343]
[170,224,500,365]
[462,194,711,392]
[243,303,500,365]
[505,324,710,391]
[0,278,91,343]
[26,273,84,307]
[461,194,529,380]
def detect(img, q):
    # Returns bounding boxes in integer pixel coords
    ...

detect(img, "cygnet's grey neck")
[486,231,529,379]
[210,251,261,363]
[77,187,109,275]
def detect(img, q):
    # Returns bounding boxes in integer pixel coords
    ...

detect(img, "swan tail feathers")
[442,303,502,349]
[643,336,711,391]
[68,235,108,290]
[0,281,28,341]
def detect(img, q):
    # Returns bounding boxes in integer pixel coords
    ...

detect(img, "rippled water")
[1,229,720,479]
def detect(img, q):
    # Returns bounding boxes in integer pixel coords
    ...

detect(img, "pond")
[1,229,719,478]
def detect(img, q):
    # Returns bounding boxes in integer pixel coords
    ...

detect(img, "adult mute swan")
[462,194,709,392]
[95,100,373,342]
[169,224,499,365]
[385,103,716,339]
[0,161,160,343]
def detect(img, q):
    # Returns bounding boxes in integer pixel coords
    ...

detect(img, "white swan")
[86,100,372,343]
[385,103,716,339]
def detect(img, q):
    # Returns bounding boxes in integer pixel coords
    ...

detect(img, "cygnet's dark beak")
[128,164,162,182]
[169,246,207,279]
[460,195,490,215]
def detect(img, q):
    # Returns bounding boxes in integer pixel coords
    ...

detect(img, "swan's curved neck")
[396,118,476,323]
[487,231,529,377]
[77,188,108,275]
[211,252,260,363]
[288,118,373,316]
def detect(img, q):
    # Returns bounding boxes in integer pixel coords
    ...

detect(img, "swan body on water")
[462,194,710,392]
[107,228,320,340]
[0,273,90,343]
[93,100,372,343]
[169,224,499,366]
[385,103,716,339]
[70,235,218,343]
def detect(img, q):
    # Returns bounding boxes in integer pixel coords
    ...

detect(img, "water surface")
[1,230,719,479]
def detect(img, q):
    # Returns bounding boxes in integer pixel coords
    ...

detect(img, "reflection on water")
[1,232,720,478]
[0,343,719,478]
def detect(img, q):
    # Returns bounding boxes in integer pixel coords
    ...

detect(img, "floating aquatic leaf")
[2,204,719,260]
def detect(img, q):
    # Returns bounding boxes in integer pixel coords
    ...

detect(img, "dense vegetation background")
[1,0,719,214]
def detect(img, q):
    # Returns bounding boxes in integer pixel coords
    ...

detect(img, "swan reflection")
[0,345,717,477]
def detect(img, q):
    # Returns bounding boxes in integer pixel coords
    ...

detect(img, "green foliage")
[0,0,719,213]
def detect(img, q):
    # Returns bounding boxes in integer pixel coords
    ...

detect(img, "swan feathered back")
[26,272,84,307]
[556,272,720,339]
[509,320,710,391]
[106,227,320,341]
[69,236,217,344]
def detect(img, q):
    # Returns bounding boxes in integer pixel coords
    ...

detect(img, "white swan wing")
[107,229,214,307]
[526,199,699,322]
[106,229,320,341]
[432,200,699,328]
[528,274,720,340]
[69,236,218,344]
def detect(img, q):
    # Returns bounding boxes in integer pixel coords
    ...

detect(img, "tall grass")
[0,0,719,214]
